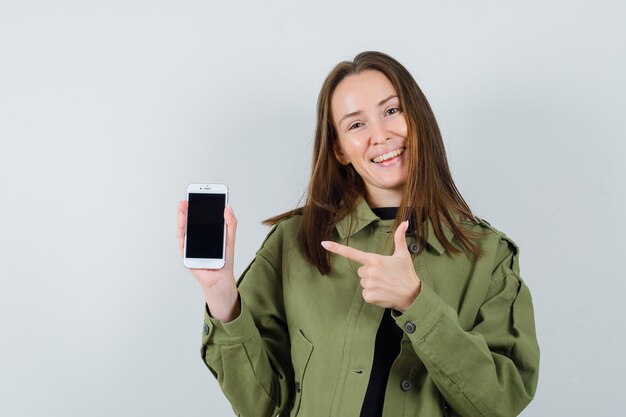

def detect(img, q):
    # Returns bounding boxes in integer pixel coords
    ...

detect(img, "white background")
[1,1,624,416]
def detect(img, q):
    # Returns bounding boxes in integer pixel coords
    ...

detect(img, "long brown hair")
[265,51,484,274]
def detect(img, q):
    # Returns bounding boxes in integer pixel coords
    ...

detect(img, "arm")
[177,200,293,416]
[393,235,540,417]
[200,230,293,417]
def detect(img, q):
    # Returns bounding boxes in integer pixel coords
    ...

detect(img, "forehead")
[331,70,397,117]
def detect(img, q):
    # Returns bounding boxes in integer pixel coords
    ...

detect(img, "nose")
[369,118,389,145]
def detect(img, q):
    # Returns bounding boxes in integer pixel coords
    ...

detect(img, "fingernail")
[321,241,330,249]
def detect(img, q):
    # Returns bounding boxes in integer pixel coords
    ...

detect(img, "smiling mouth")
[372,147,406,163]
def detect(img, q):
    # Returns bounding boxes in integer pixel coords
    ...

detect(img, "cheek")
[341,135,368,156]
[392,116,409,137]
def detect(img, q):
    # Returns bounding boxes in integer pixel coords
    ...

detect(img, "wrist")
[204,287,240,323]
[398,279,421,313]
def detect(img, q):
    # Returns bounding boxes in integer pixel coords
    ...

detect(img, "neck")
[365,188,403,208]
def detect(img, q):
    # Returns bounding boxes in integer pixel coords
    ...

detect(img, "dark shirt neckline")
[371,207,399,221]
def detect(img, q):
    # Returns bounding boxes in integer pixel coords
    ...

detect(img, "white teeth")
[372,147,405,163]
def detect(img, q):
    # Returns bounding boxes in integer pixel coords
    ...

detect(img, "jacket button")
[400,380,412,391]
[404,322,416,334]
[295,382,301,393]
[203,323,210,336]
[408,242,420,254]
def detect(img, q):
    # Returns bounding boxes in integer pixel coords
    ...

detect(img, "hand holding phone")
[177,184,240,322]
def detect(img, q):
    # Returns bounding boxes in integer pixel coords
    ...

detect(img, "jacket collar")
[334,197,456,255]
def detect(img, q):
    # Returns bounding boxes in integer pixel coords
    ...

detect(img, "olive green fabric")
[200,198,540,417]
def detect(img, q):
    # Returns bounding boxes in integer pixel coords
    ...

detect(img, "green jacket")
[200,198,540,417]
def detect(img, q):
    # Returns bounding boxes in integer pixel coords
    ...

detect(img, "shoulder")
[457,215,521,275]
[257,213,303,261]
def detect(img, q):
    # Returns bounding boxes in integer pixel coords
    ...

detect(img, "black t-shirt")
[359,207,404,417]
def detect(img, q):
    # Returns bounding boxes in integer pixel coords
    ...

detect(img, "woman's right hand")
[177,200,241,322]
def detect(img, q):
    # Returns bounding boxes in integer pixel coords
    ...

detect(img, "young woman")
[177,51,540,417]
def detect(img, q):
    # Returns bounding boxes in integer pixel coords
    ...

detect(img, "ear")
[333,143,350,166]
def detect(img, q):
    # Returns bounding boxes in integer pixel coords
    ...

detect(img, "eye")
[385,107,400,116]
[348,122,364,130]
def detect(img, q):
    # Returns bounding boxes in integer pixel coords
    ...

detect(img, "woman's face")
[331,70,408,207]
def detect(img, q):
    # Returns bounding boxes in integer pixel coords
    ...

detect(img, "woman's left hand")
[321,220,421,312]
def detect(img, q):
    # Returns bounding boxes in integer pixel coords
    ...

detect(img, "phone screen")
[186,193,226,259]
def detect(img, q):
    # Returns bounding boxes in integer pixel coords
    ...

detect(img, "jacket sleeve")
[200,227,293,417]
[393,234,540,417]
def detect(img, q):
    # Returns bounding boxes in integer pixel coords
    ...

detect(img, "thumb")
[393,220,410,257]
[224,205,237,270]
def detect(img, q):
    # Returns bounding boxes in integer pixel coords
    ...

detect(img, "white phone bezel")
[183,183,228,269]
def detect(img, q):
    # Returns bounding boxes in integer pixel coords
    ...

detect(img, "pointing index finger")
[321,241,374,265]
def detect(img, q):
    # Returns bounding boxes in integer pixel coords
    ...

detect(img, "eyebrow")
[338,95,398,125]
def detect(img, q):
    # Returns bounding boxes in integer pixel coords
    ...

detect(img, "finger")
[362,288,373,304]
[357,266,369,289]
[357,265,368,279]
[177,200,188,257]
[392,220,410,257]
[224,205,237,270]
[321,241,374,265]
[177,200,187,230]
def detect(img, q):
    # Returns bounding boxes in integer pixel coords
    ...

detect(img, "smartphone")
[183,183,228,269]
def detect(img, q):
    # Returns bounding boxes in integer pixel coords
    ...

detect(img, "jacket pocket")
[291,329,314,416]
